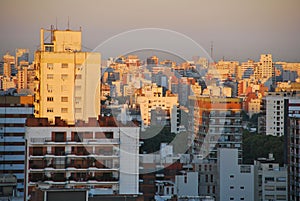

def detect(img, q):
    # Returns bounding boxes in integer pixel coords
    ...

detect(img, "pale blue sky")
[0,0,299,62]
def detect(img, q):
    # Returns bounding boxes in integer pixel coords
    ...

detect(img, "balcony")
[30,137,120,145]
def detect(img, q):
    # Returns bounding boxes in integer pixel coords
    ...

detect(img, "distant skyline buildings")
[1,0,300,62]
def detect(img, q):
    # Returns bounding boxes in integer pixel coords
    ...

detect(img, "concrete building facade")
[0,96,34,197]
[218,148,255,201]
[25,117,139,200]
[34,28,100,124]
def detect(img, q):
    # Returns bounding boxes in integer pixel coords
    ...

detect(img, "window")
[240,165,251,173]
[75,63,82,70]
[61,74,68,80]
[276,177,286,182]
[240,186,244,190]
[47,74,54,79]
[265,177,274,183]
[47,97,54,102]
[61,97,68,102]
[61,85,68,92]
[75,108,82,113]
[75,97,81,104]
[61,63,68,68]
[61,108,68,113]
[47,85,53,93]
[230,186,234,189]
[276,186,286,191]
[47,63,53,70]
[75,74,82,79]
[47,108,53,112]
[230,175,234,178]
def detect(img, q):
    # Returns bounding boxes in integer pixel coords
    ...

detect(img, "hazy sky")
[1,0,300,62]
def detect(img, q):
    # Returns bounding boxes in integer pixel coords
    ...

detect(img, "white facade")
[136,83,179,131]
[25,124,139,199]
[254,156,287,201]
[218,148,255,201]
[176,172,198,197]
[265,92,300,136]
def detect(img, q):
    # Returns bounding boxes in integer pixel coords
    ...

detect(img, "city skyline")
[1,0,300,62]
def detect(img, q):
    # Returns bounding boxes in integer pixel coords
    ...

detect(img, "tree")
[243,130,285,165]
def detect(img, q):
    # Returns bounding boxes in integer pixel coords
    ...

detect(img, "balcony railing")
[30,137,120,144]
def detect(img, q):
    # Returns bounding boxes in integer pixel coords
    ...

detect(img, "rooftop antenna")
[50,25,54,41]
[55,17,58,30]
[210,41,214,61]
[67,16,70,30]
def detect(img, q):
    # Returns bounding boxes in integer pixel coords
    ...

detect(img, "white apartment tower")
[34,28,101,124]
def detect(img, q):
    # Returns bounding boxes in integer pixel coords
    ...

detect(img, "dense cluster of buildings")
[0,27,300,201]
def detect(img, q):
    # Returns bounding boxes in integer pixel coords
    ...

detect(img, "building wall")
[218,148,254,201]
[288,117,300,201]
[265,92,300,136]
[0,96,33,197]
[176,172,198,197]
[189,96,243,162]
[136,84,178,128]
[254,157,288,201]
[34,29,100,124]
[25,122,139,200]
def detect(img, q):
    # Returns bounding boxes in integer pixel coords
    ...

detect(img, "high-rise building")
[136,83,179,133]
[25,116,139,201]
[188,96,243,162]
[288,117,300,201]
[15,48,29,67]
[237,60,255,80]
[17,61,29,93]
[265,92,300,136]
[254,154,288,201]
[33,28,101,124]
[254,54,274,83]
[0,95,34,198]
[3,52,15,77]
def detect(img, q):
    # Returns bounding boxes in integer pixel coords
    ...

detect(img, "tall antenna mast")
[55,17,58,30]
[50,25,54,42]
[67,16,70,30]
[210,41,214,61]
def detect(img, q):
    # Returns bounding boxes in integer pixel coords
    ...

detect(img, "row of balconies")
[30,150,119,157]
[29,175,119,183]
[29,162,119,170]
[30,137,120,144]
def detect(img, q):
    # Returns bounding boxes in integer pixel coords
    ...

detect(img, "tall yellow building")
[34,28,100,124]
[254,54,274,83]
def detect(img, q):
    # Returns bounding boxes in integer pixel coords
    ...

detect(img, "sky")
[1,0,300,62]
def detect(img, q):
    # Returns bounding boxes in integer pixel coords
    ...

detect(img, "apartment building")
[0,95,34,197]
[25,117,139,201]
[33,28,100,124]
